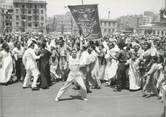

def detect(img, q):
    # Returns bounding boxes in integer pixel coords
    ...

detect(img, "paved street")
[0,82,163,117]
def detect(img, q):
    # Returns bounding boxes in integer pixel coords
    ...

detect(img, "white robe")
[22,48,40,71]
[127,59,141,90]
[0,50,13,83]
[104,46,119,81]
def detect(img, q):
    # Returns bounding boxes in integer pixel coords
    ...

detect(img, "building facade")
[100,19,118,35]
[12,0,47,33]
[138,23,166,36]
[137,10,166,36]
[46,12,78,35]
[117,11,161,34]
[0,0,13,34]
[0,0,47,34]
[117,15,141,33]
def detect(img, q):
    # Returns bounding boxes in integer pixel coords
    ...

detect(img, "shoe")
[22,86,29,89]
[54,97,60,102]
[145,94,151,98]
[87,90,92,93]
[31,87,39,91]
[95,86,101,89]
[142,93,147,97]
[158,96,162,100]
[82,98,88,101]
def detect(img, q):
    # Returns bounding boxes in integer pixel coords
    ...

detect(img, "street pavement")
[0,82,163,117]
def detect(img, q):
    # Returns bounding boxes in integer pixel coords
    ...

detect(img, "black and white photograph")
[0,0,166,117]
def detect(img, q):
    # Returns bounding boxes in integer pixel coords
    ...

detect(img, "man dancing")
[22,39,41,90]
[55,49,87,101]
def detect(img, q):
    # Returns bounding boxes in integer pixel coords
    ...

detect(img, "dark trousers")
[15,58,24,81]
[116,63,128,90]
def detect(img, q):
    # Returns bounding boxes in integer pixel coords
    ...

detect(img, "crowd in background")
[0,32,166,100]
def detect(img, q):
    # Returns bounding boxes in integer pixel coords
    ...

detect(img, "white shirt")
[12,47,24,60]
[79,50,90,67]
[23,48,40,70]
[68,55,80,72]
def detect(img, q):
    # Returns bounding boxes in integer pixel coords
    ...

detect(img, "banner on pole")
[160,8,166,24]
[68,4,102,40]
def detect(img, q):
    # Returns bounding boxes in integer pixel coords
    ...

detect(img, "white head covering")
[27,38,36,47]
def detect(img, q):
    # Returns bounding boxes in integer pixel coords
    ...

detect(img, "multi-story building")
[12,0,47,33]
[117,15,140,33]
[0,0,13,34]
[138,11,166,36]
[100,19,118,35]
[47,12,78,35]
[117,11,159,34]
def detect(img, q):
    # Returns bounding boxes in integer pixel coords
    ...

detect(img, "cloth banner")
[160,8,166,23]
[68,4,102,40]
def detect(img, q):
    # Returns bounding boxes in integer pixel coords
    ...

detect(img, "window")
[162,31,164,35]
[41,16,44,21]
[41,5,43,8]
[41,10,43,14]
[35,23,38,27]
[15,4,19,8]
[33,9,36,14]
[16,9,19,14]
[22,15,26,20]
[112,22,115,27]
[28,10,31,14]
[112,29,115,32]
[22,4,25,8]
[153,30,155,35]
[16,22,19,26]
[41,23,44,26]
[105,22,106,26]
[28,16,32,20]
[33,9,39,14]
[28,23,32,27]
[27,4,32,8]
[35,5,37,9]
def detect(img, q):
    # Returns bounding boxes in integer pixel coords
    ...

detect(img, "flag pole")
[80,0,84,50]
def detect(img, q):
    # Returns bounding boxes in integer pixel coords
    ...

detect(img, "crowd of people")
[0,32,165,101]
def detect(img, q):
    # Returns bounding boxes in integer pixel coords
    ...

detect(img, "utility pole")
[81,0,84,5]
[108,11,110,19]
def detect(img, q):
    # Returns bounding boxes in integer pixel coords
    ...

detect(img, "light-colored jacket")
[23,48,40,70]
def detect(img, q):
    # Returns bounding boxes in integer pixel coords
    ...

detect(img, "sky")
[46,0,165,19]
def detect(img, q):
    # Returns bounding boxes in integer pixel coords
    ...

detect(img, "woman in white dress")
[104,42,119,83]
[0,43,13,84]
[125,45,141,90]
[126,55,141,90]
